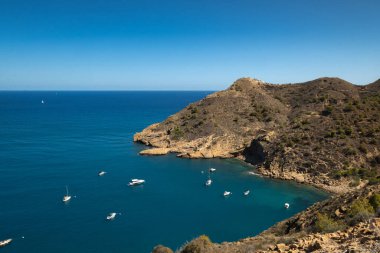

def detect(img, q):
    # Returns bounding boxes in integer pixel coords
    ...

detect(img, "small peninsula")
[134,77,380,252]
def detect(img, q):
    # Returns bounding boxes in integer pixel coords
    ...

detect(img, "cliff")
[134,77,380,193]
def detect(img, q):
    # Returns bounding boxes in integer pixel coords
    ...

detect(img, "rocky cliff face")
[135,77,380,193]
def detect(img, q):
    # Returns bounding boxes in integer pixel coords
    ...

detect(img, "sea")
[0,91,329,253]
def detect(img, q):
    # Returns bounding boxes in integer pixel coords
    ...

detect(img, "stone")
[139,148,171,156]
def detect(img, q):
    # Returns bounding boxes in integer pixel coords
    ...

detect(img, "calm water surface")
[0,91,329,253]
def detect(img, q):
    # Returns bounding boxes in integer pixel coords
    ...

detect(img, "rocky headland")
[134,77,380,252]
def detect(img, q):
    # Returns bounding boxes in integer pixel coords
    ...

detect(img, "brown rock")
[139,148,171,156]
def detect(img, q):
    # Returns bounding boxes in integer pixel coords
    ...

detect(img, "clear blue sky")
[0,0,379,90]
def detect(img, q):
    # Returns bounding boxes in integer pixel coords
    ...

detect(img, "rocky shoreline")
[134,77,380,252]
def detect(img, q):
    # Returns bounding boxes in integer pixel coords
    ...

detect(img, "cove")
[0,91,329,253]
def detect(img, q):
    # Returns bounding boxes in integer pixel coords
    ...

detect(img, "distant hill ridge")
[135,77,380,193]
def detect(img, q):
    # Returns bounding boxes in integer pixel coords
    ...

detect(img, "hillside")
[134,77,380,193]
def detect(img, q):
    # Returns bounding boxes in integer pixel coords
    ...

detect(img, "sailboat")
[62,186,72,202]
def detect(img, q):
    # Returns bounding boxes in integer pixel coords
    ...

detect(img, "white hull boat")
[205,179,212,186]
[209,168,216,172]
[63,186,71,202]
[243,190,250,196]
[128,179,145,186]
[98,171,106,176]
[223,191,232,197]
[106,212,117,220]
[0,239,12,247]
[284,203,290,209]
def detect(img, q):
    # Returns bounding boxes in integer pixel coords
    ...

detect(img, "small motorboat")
[128,179,145,186]
[63,186,71,202]
[205,179,212,186]
[248,171,262,177]
[243,190,250,196]
[106,212,117,220]
[0,239,12,247]
[209,168,216,172]
[284,203,290,209]
[41,100,45,104]
[223,191,232,197]
[98,171,106,176]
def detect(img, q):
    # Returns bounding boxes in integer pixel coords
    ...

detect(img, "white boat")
[62,186,71,202]
[243,190,250,196]
[284,203,290,209]
[248,171,262,177]
[0,239,12,247]
[128,179,145,186]
[223,191,232,197]
[106,212,117,220]
[205,179,212,186]
[98,171,106,176]
[209,168,216,172]
[41,100,45,104]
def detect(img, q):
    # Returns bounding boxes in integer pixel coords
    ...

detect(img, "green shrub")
[349,177,360,187]
[369,193,380,212]
[171,126,184,140]
[182,235,212,253]
[343,104,354,112]
[314,213,345,233]
[321,106,333,116]
[368,177,380,185]
[152,245,173,253]
[347,198,375,225]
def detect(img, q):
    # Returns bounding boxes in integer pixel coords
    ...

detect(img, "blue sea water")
[0,91,329,253]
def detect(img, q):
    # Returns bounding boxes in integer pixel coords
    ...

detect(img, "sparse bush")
[349,176,360,187]
[152,245,173,253]
[314,213,345,233]
[322,106,333,116]
[343,104,354,112]
[343,147,357,156]
[182,235,212,253]
[358,144,368,154]
[347,198,375,225]
[369,193,380,213]
[171,126,184,140]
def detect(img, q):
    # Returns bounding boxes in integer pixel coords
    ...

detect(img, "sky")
[0,0,379,90]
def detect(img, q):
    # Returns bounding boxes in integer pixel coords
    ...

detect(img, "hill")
[134,77,380,193]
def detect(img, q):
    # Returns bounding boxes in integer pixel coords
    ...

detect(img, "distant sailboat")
[63,186,71,202]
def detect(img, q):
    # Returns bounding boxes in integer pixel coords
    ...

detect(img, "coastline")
[135,144,345,195]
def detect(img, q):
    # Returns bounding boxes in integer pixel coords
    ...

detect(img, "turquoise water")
[0,91,329,253]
